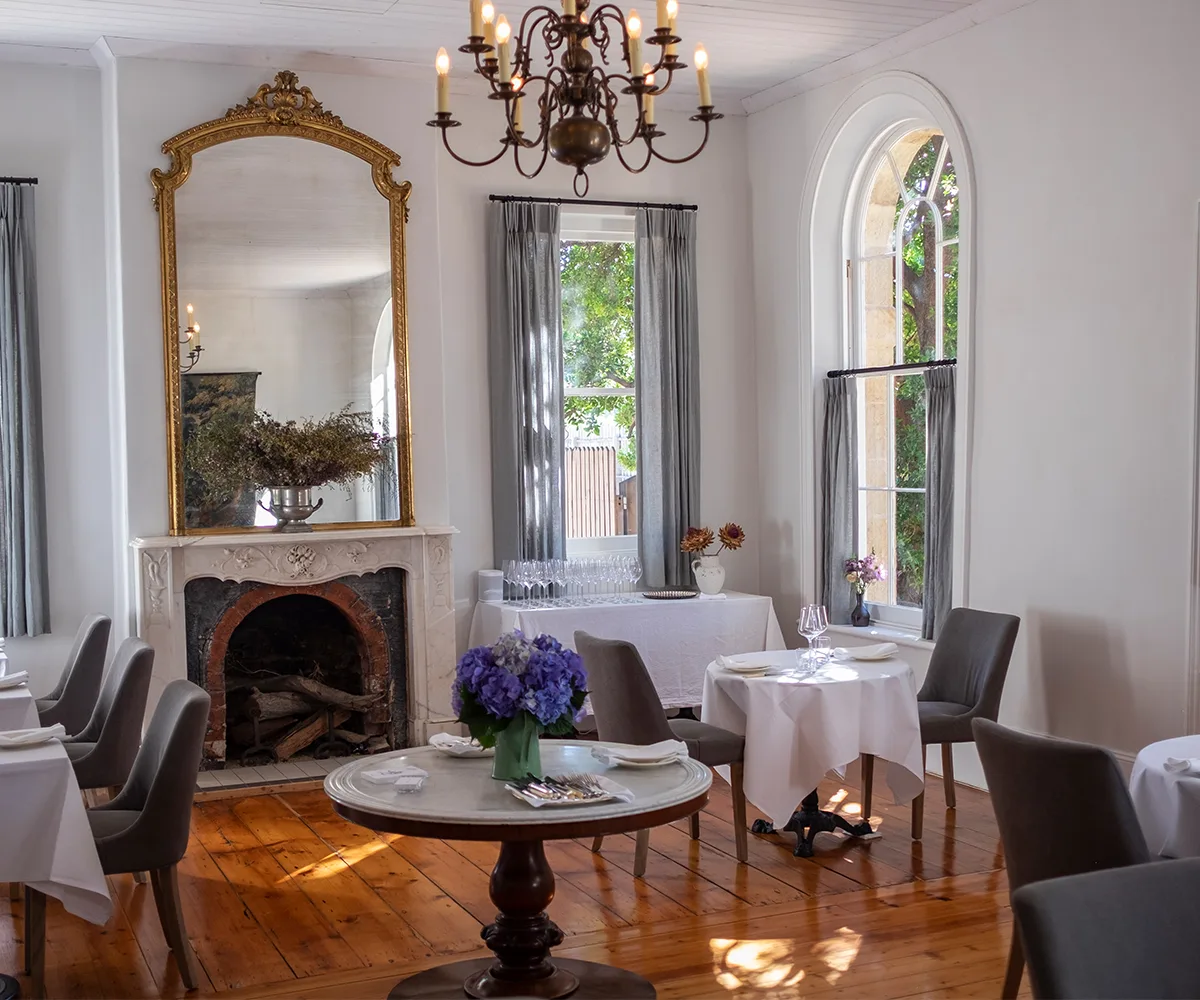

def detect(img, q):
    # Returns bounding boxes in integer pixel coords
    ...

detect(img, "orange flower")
[680,526,715,554]
[719,522,746,551]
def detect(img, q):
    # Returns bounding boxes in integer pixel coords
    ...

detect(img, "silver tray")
[641,588,700,601]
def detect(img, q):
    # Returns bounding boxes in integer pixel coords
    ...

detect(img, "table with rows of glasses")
[469,591,787,708]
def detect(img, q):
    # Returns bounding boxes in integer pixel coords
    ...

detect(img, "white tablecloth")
[1129,735,1200,858]
[0,741,112,924]
[0,685,39,732]
[468,593,786,708]
[701,653,925,828]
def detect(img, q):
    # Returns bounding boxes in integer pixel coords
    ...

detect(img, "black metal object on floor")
[751,789,873,857]
[0,973,21,999]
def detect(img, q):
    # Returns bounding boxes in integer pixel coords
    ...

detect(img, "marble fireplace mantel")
[131,526,459,745]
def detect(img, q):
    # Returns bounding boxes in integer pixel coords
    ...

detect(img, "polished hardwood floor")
[2,768,1024,999]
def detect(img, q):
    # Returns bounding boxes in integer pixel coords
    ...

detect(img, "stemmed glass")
[798,604,830,670]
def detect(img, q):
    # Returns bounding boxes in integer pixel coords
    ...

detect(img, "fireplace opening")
[223,593,390,765]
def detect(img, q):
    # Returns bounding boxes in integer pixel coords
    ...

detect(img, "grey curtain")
[635,207,700,589]
[0,184,48,636]
[487,201,566,570]
[820,377,856,625]
[922,366,955,640]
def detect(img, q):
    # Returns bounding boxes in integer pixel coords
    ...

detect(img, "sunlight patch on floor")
[710,938,805,992]
[811,926,863,984]
[278,839,390,882]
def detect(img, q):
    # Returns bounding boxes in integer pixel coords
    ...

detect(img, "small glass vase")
[850,589,871,627]
[491,710,542,781]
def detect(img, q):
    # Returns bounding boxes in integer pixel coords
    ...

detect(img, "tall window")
[560,212,638,550]
[850,129,959,623]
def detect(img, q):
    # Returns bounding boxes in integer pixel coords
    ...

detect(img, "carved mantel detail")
[131,527,459,744]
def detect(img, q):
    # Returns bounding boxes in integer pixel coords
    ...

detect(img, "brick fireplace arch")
[203,580,391,762]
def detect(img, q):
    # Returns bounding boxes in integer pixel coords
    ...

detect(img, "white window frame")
[849,132,958,629]
[560,209,638,556]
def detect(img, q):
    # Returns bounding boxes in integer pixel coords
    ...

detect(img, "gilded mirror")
[153,71,414,534]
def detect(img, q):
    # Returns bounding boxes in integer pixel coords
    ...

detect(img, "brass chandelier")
[429,0,721,196]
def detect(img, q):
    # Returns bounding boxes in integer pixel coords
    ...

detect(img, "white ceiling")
[175,136,390,292]
[0,0,983,108]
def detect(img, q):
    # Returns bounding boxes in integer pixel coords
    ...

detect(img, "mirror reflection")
[175,136,399,530]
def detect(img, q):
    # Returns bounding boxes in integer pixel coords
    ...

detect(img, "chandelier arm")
[515,6,561,76]
[613,137,654,174]
[647,118,712,165]
[440,128,512,167]
[599,82,642,148]
[512,137,552,179]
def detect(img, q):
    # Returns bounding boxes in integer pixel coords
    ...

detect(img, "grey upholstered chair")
[62,637,154,793]
[35,613,111,735]
[863,607,1019,839]
[575,632,748,877]
[27,680,210,993]
[1012,858,1200,1000]
[974,719,1150,999]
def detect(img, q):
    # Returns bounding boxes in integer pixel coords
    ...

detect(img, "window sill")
[827,623,935,652]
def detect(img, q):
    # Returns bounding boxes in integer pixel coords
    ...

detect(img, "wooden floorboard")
[2,766,1017,999]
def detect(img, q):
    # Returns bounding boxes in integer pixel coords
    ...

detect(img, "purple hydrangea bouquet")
[453,631,587,780]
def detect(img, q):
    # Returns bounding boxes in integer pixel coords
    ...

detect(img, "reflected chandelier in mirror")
[152,71,414,535]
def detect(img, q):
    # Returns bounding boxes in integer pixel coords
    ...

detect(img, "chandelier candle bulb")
[656,0,668,29]
[626,9,642,73]
[643,67,656,125]
[495,14,512,81]
[469,0,483,37]
[580,11,589,46]
[482,1,496,47]
[435,48,451,114]
[190,321,200,350]
[665,0,678,55]
[694,44,711,106]
[563,0,575,13]
[512,95,523,133]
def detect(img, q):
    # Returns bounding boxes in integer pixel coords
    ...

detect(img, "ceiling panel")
[0,0,980,105]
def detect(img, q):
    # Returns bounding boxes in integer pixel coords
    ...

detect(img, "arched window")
[849,128,959,622]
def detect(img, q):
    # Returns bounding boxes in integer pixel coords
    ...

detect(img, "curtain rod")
[489,194,697,211]
[0,178,38,185]
[827,358,957,379]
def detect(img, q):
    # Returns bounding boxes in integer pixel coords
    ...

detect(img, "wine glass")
[501,559,516,603]
[798,604,830,667]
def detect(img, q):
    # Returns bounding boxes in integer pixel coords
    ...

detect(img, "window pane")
[861,488,891,605]
[894,374,926,489]
[943,243,959,360]
[862,156,903,256]
[901,134,944,199]
[561,241,635,390]
[937,148,959,242]
[900,200,937,364]
[860,374,890,489]
[894,490,925,607]
[861,257,897,366]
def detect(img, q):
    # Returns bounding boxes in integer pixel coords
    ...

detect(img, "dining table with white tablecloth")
[468,592,786,708]
[1130,735,1200,858]
[0,739,112,925]
[701,651,925,830]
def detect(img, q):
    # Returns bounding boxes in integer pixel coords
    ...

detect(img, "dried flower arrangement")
[680,522,747,556]
[188,407,387,507]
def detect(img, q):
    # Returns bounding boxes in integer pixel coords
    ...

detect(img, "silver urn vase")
[259,487,323,532]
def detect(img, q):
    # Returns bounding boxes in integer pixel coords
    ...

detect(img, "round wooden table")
[324,740,712,999]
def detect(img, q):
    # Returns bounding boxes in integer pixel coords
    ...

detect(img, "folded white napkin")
[1164,757,1200,774]
[0,723,66,748]
[0,671,29,690]
[362,763,429,791]
[832,642,899,661]
[508,774,634,809]
[716,652,780,671]
[592,740,689,765]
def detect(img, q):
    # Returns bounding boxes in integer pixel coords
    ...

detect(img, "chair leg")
[860,753,875,821]
[689,812,701,840]
[633,829,650,879]
[1002,930,1024,999]
[133,871,148,884]
[941,743,957,809]
[24,886,45,999]
[730,762,748,864]
[912,744,927,840]
[150,866,199,990]
[590,836,604,853]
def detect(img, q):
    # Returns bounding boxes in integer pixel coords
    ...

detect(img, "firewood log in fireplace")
[245,690,315,721]
[247,675,381,713]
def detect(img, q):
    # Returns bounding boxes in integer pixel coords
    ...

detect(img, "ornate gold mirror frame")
[152,71,414,534]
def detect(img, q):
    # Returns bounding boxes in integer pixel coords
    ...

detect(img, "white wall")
[0,61,114,693]
[749,0,1200,766]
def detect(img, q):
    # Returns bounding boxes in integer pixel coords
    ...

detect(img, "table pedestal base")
[391,839,655,999]
[0,973,19,999]
[389,957,655,999]
[752,790,873,857]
